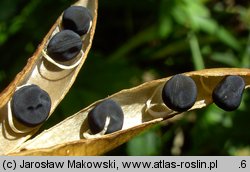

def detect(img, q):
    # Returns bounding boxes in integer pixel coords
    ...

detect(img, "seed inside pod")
[11,85,51,127]
[212,75,245,111]
[62,6,92,36]
[87,99,124,134]
[47,30,82,62]
[162,74,197,112]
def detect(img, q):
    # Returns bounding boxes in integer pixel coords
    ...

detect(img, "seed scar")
[83,116,111,139]
[42,49,84,70]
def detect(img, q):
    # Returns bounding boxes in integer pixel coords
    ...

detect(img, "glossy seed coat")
[11,85,51,127]
[212,75,245,111]
[162,74,197,112]
[47,30,82,62]
[62,6,92,36]
[87,99,124,134]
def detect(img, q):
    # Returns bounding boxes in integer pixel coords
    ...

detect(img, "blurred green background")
[1,0,250,155]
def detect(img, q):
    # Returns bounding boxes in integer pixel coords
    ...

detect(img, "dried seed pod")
[162,74,197,112]
[212,75,245,111]
[47,30,82,62]
[11,85,51,127]
[62,6,92,36]
[9,68,250,156]
[87,99,124,134]
[0,0,97,155]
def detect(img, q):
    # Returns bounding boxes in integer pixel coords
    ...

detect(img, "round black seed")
[212,75,245,111]
[162,74,197,112]
[11,85,51,127]
[62,6,92,36]
[87,99,124,134]
[47,30,82,62]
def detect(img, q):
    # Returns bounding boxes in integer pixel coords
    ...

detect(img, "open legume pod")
[9,68,250,156]
[0,0,98,155]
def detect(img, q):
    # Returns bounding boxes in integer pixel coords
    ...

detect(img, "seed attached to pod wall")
[47,30,82,62]
[62,6,92,36]
[11,85,51,127]
[162,74,197,112]
[87,99,124,134]
[212,75,245,111]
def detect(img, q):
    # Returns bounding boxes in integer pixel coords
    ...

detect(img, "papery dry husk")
[0,0,98,155]
[9,68,250,156]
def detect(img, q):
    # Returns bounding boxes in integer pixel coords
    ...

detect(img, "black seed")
[212,75,245,111]
[162,74,197,112]
[62,6,92,36]
[11,85,51,127]
[87,99,124,134]
[47,30,82,62]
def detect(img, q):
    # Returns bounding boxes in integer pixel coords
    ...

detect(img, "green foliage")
[1,0,250,155]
